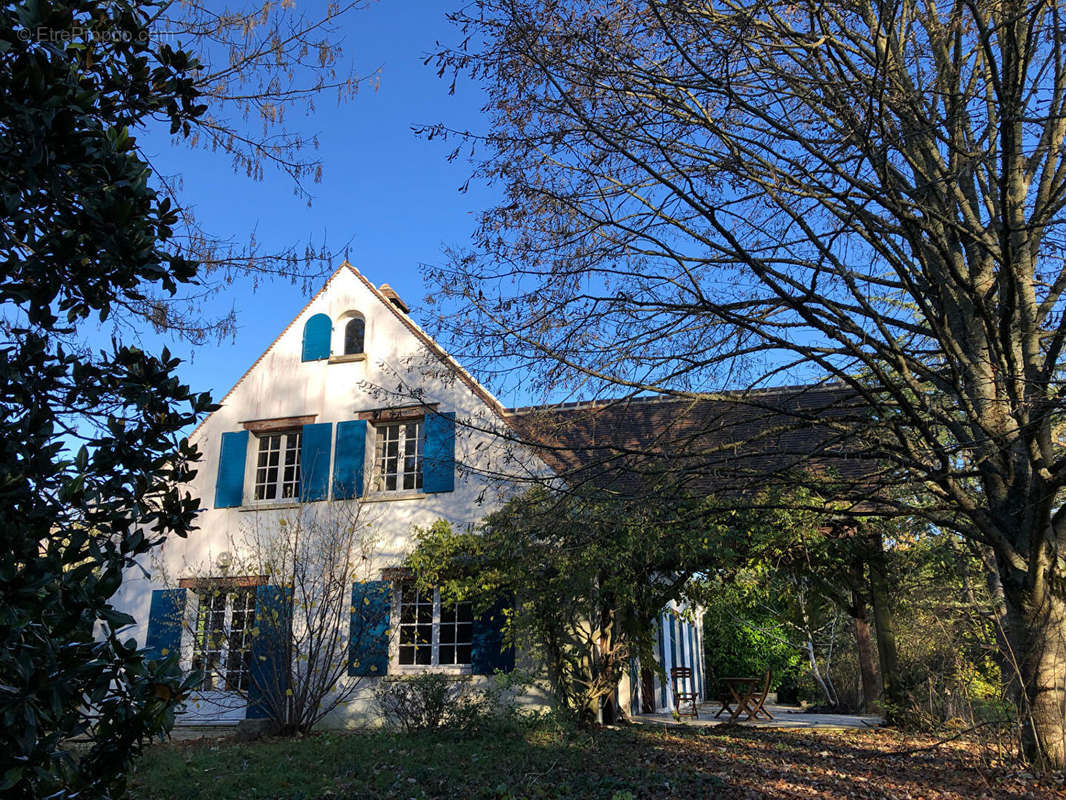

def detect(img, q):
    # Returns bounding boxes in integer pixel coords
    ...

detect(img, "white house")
[115,263,705,726]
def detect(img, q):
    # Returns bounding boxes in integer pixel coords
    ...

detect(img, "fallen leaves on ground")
[129,722,1065,799]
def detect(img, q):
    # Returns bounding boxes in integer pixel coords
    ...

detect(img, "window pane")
[399,646,414,665]
[344,318,364,355]
[439,645,455,665]
[416,624,433,644]
[415,646,432,665]
[456,623,473,645]
[417,604,432,625]
[456,645,472,665]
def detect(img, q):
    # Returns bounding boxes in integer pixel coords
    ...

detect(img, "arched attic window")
[302,313,332,361]
[344,316,365,355]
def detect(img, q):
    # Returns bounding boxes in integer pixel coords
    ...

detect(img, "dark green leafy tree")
[1,2,213,796]
[408,490,743,725]
[699,576,804,691]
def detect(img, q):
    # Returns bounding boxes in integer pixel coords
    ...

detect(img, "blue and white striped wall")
[629,602,706,715]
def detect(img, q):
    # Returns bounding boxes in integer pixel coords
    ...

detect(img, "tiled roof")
[504,384,876,500]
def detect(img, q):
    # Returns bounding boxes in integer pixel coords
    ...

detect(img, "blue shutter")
[670,614,679,678]
[689,622,703,698]
[422,411,455,493]
[471,596,514,674]
[332,420,367,499]
[300,422,332,501]
[214,430,249,508]
[145,588,186,661]
[248,585,292,720]
[349,581,390,677]
[301,313,332,361]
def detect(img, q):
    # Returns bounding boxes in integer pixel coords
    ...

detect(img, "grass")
[128,721,1064,799]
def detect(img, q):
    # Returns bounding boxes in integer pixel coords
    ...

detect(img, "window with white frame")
[191,587,257,691]
[396,584,473,667]
[374,420,423,492]
[253,431,301,501]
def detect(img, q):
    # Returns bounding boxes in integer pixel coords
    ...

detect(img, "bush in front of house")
[375,671,530,734]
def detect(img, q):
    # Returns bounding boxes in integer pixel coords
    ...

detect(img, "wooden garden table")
[721,676,760,722]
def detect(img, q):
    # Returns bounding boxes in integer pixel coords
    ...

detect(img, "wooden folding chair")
[670,666,700,719]
[749,668,774,720]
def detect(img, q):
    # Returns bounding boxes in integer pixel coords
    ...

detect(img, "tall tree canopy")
[1,2,211,796]
[425,0,1066,767]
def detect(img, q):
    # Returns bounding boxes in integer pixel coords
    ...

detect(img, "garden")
[129,721,1061,800]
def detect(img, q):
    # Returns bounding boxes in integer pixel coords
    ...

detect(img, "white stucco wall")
[112,264,545,726]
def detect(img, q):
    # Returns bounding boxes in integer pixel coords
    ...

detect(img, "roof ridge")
[341,265,506,416]
[504,381,847,415]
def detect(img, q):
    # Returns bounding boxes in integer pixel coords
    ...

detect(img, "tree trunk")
[595,582,619,725]
[803,637,836,707]
[867,534,902,720]
[853,599,881,712]
[1000,558,1066,770]
[848,558,882,713]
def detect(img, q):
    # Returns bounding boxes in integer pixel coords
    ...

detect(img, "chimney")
[378,284,409,314]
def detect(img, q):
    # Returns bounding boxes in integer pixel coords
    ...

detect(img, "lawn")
[128,723,1063,799]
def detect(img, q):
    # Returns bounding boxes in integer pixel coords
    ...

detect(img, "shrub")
[377,673,456,732]
[376,671,531,735]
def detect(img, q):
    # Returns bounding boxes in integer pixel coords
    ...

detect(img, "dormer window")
[344,316,365,355]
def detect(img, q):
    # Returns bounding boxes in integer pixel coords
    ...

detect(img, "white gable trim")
[190,263,505,442]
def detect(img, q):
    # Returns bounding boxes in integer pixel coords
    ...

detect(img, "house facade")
[115,264,704,726]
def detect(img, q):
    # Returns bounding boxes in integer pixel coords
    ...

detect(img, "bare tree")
[118,0,377,344]
[177,501,385,734]
[422,0,1066,767]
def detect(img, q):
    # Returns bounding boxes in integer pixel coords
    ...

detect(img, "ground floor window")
[191,587,257,691]
[396,584,473,667]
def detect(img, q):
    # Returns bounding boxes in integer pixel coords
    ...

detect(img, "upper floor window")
[191,587,257,691]
[344,317,365,355]
[396,584,473,668]
[254,431,301,501]
[374,420,423,492]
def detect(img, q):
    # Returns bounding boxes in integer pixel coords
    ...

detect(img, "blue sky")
[99,2,503,408]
